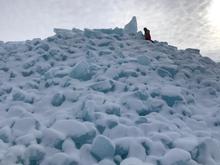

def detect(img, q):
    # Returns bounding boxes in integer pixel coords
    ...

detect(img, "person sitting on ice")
[144,27,152,42]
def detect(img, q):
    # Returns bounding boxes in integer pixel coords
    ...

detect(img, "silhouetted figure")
[144,27,152,42]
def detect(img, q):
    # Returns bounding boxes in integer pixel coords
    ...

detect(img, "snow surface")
[0,17,220,165]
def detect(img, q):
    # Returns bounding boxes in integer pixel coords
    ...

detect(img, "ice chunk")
[91,135,115,160]
[104,124,143,139]
[42,152,78,165]
[51,93,66,107]
[0,145,26,164]
[47,48,66,61]
[120,157,153,165]
[84,29,102,39]
[160,148,191,165]
[121,97,148,116]
[24,144,45,165]
[41,128,65,149]
[35,42,50,51]
[95,28,123,36]
[44,66,70,79]
[114,70,138,80]
[99,159,116,165]
[137,55,151,65]
[90,80,115,93]
[95,116,118,134]
[6,106,29,118]
[162,94,183,107]
[54,28,75,39]
[191,138,220,164]
[65,91,81,103]
[62,138,77,153]
[97,40,112,47]
[35,63,51,75]
[15,133,36,146]
[141,138,166,156]
[52,120,88,137]
[174,137,198,152]
[0,46,6,56]
[147,98,164,114]
[12,118,37,137]
[69,61,94,81]
[12,88,34,104]
[21,69,34,77]
[185,48,200,54]
[157,64,178,78]
[124,16,138,34]
[135,117,148,125]
[133,90,149,101]
[104,103,121,116]
[52,119,96,148]
[22,59,36,70]
[79,144,97,165]
[0,126,11,143]
[115,138,146,161]
[78,100,96,122]
[161,86,184,107]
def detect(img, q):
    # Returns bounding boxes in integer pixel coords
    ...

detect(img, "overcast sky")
[0,0,220,60]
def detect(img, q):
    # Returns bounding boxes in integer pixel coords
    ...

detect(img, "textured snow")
[0,17,220,165]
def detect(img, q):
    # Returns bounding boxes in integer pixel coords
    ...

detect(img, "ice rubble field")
[0,18,220,165]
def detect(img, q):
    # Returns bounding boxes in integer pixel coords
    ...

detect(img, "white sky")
[0,0,220,60]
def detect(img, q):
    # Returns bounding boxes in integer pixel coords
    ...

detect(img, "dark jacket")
[144,30,151,41]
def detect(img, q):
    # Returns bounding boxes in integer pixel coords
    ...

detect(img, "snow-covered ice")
[0,17,220,165]
[124,16,137,34]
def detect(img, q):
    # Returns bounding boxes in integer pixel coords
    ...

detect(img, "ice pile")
[0,17,220,165]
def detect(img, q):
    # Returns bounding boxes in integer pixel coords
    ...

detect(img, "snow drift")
[0,17,220,165]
